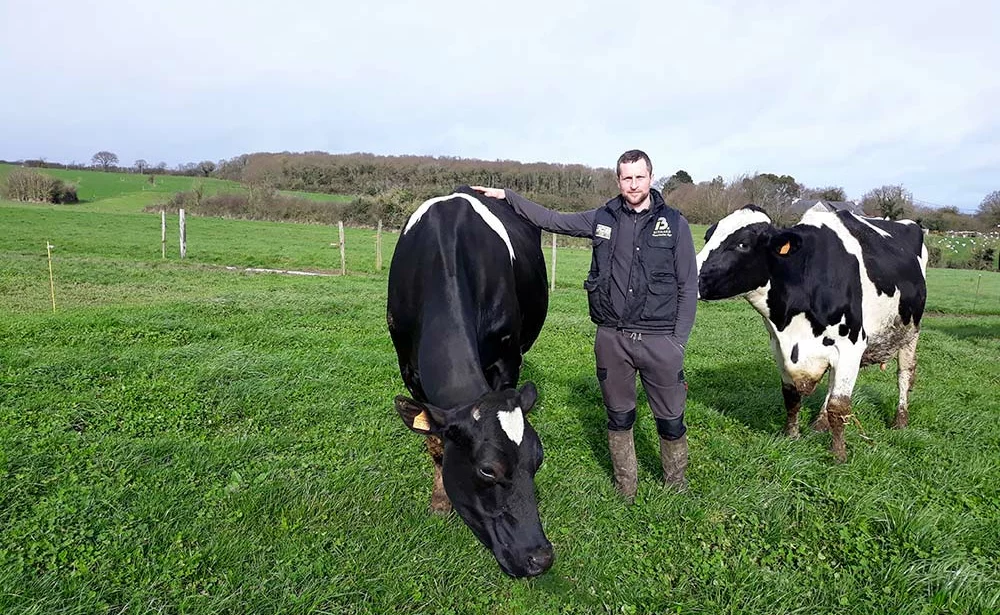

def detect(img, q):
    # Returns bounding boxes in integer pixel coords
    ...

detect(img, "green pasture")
[1,198,998,614]
[925,233,1000,270]
[0,164,351,214]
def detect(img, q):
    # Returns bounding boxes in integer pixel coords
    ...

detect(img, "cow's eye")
[735,242,750,252]
[478,466,497,481]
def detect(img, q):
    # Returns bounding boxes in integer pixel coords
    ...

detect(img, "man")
[471,149,698,500]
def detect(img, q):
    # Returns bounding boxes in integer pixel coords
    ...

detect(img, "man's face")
[617,160,652,210]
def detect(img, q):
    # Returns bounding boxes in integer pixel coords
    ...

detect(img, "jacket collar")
[606,188,667,216]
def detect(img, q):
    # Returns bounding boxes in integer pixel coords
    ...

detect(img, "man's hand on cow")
[471,186,506,200]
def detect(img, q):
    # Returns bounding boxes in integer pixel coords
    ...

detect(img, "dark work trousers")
[594,326,688,436]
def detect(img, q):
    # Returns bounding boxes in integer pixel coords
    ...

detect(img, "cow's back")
[387,188,548,407]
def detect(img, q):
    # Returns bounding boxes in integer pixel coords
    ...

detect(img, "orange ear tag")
[412,411,431,431]
[778,242,791,255]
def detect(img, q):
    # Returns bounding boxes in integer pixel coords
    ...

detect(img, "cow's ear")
[769,231,802,257]
[395,396,447,435]
[517,382,538,414]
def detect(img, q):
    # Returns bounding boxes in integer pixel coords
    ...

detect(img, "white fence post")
[339,221,346,275]
[161,211,166,258]
[179,209,187,259]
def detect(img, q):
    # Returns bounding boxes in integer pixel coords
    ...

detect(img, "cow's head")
[395,382,553,578]
[697,204,799,299]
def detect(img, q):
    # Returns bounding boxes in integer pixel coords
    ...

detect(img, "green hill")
[0,164,351,214]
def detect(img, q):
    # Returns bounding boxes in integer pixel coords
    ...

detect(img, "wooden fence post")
[179,209,187,259]
[375,220,382,271]
[339,221,346,275]
[550,233,557,291]
[161,211,166,258]
[376,220,383,271]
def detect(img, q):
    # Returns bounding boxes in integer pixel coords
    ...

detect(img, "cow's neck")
[417,316,491,408]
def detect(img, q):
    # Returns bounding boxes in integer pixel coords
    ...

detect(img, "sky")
[2,1,997,212]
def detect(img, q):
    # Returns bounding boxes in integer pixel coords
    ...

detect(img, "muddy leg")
[426,435,451,515]
[827,395,850,463]
[782,382,802,438]
[893,334,918,429]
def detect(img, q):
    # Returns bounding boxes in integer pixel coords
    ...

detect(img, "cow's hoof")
[830,447,847,463]
[891,413,909,429]
[810,416,830,432]
[784,425,801,439]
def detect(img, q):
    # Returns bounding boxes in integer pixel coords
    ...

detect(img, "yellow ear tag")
[412,411,431,431]
[778,242,791,255]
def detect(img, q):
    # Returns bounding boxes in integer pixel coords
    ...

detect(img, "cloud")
[1,0,997,210]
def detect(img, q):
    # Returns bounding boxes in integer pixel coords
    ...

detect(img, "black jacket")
[504,189,698,341]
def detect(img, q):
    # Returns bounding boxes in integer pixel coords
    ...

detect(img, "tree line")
[4,150,998,232]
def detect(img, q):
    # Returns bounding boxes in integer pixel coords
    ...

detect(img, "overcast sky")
[2,1,997,211]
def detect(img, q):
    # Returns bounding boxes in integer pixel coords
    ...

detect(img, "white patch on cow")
[696,207,772,274]
[472,407,481,422]
[498,406,524,445]
[849,213,891,238]
[745,282,771,319]
[403,192,516,262]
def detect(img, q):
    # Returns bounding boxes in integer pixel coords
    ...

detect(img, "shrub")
[147,187,431,229]
[969,246,997,271]
[1,168,78,203]
[927,244,942,268]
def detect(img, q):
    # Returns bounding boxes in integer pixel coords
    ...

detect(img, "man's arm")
[472,187,595,238]
[673,215,698,347]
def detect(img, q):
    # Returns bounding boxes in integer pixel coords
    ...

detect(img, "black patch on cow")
[835,211,926,327]
[704,222,718,243]
[823,337,835,346]
[839,324,849,337]
[765,225,864,344]
[697,222,773,299]
[742,203,767,215]
[790,343,799,363]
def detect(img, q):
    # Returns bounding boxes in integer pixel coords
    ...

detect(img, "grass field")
[0,164,351,214]
[1,194,999,614]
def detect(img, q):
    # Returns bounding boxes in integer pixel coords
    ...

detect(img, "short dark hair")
[616,150,652,178]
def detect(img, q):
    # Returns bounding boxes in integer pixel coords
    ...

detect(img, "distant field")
[926,233,1000,270]
[1,196,998,614]
[0,164,353,214]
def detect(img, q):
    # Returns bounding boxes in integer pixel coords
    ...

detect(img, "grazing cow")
[387,186,552,577]
[696,204,927,461]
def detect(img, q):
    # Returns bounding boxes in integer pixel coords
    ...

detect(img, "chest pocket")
[642,228,677,320]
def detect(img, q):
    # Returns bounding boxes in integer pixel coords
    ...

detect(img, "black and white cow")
[387,186,552,577]
[696,204,927,461]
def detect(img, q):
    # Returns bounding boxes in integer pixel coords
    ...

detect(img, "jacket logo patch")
[652,217,672,237]
[595,224,612,240]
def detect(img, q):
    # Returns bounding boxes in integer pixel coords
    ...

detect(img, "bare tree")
[134,159,149,174]
[91,151,119,171]
[861,185,912,220]
[735,173,802,225]
[978,190,1000,229]
[196,160,217,177]
[802,186,847,201]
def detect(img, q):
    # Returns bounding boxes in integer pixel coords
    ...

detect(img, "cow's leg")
[485,335,522,390]
[425,435,451,515]
[781,381,802,438]
[893,333,918,429]
[825,357,861,463]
